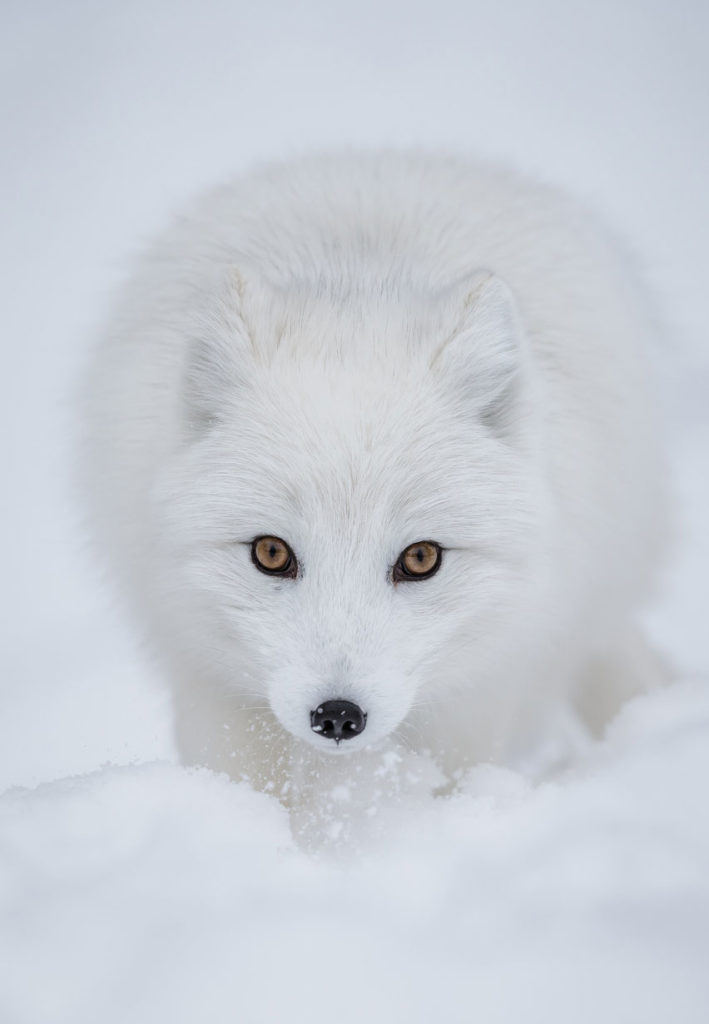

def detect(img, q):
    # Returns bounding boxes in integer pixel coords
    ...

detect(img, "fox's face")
[155,271,544,754]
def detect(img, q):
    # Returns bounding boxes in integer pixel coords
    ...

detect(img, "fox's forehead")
[183,271,533,555]
[239,348,463,470]
[205,369,494,550]
[249,354,431,441]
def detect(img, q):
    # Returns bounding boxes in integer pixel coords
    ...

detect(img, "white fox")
[81,152,666,803]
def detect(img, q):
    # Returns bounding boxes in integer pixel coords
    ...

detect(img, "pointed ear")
[431,272,529,439]
[183,268,254,435]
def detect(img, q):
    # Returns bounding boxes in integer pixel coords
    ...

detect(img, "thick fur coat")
[80,152,666,804]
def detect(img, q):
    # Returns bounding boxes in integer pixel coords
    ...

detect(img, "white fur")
[80,151,667,800]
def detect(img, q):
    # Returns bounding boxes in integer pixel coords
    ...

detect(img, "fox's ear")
[432,272,529,439]
[184,269,254,435]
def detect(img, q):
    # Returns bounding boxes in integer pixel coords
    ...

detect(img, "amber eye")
[251,536,297,578]
[393,541,442,582]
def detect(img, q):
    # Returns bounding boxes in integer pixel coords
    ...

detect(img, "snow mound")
[1,681,708,1024]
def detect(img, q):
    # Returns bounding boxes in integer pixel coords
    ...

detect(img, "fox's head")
[153,269,546,754]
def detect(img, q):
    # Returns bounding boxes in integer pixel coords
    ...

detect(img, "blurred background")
[1,0,707,791]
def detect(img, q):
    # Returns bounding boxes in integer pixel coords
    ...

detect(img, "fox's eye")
[251,536,297,578]
[393,541,442,582]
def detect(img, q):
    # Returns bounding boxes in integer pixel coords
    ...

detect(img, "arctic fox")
[80,152,666,799]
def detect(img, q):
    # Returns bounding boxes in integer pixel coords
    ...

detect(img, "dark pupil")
[266,542,285,565]
[414,547,424,562]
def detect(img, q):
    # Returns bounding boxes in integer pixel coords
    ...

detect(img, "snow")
[2,682,708,1023]
[1,1,708,1022]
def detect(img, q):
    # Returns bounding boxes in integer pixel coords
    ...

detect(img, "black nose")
[310,700,367,743]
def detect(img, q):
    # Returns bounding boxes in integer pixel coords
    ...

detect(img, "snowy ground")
[1,2,708,1022]
[2,681,709,1024]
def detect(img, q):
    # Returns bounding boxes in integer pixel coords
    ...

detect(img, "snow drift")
[1,680,708,1024]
